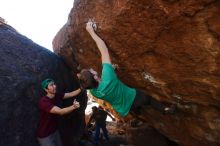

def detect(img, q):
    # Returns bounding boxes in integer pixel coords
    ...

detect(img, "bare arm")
[86,21,111,64]
[50,101,80,115]
[64,88,81,99]
[107,112,115,121]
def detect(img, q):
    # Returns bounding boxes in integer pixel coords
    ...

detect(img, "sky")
[0,0,74,51]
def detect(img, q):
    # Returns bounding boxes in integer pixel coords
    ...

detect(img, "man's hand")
[73,100,80,109]
[86,20,95,33]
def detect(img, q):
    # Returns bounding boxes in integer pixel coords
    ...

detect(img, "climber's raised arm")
[86,20,111,64]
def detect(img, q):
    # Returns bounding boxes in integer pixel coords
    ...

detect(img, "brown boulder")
[53,0,220,146]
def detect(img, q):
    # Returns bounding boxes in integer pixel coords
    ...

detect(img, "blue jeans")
[95,123,109,144]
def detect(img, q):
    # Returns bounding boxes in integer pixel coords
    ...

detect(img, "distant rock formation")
[0,22,87,146]
[53,0,220,146]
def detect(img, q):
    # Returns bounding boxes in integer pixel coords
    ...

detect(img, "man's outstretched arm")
[86,20,111,64]
[64,88,81,99]
[50,101,80,115]
[107,112,115,121]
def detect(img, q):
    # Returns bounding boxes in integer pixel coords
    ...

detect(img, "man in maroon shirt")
[37,78,82,146]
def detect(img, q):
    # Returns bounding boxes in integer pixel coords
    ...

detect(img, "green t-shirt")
[90,63,136,116]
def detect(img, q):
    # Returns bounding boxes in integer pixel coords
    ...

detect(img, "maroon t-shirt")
[36,93,64,138]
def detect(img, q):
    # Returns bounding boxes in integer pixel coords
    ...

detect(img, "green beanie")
[41,78,55,89]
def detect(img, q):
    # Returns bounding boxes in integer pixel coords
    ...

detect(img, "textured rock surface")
[125,124,173,146]
[53,0,220,146]
[0,21,87,146]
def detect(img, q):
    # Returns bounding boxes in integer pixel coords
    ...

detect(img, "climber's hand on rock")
[86,20,95,33]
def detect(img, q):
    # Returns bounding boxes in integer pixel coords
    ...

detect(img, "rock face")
[53,0,220,146]
[0,22,87,146]
[125,124,174,146]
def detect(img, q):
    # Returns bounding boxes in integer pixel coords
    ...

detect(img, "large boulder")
[53,0,220,146]
[0,21,87,146]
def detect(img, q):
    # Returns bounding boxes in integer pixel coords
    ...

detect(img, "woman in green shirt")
[78,20,175,117]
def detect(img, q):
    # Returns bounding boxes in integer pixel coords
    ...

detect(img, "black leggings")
[130,89,166,114]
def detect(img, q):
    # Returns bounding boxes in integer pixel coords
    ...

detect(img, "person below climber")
[87,106,115,145]
[78,20,176,118]
[37,78,82,146]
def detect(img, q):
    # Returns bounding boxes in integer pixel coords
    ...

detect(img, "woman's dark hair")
[79,70,99,89]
